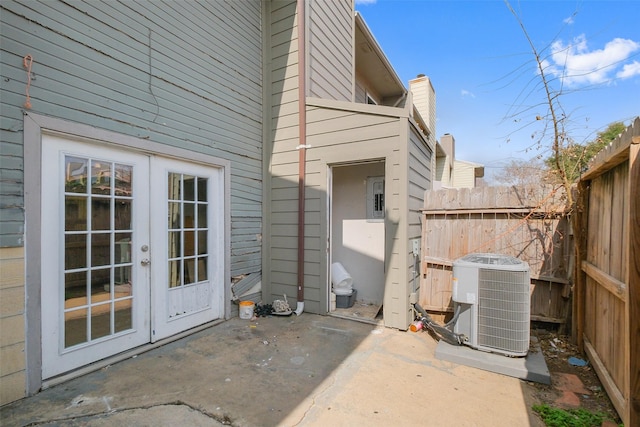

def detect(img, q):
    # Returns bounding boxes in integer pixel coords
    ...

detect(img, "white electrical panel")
[366,176,384,220]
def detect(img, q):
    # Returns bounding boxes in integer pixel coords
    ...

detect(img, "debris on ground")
[568,356,589,367]
[272,294,291,313]
[254,303,274,317]
[527,325,621,426]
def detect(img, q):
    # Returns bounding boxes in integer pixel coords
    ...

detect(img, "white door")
[150,157,224,341]
[41,135,225,378]
[41,135,151,379]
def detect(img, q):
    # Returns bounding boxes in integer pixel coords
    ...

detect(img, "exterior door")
[41,135,225,379]
[41,134,151,379]
[150,157,224,341]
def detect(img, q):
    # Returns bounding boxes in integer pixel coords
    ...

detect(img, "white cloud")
[546,34,640,86]
[355,0,376,5]
[616,60,640,79]
[461,89,476,98]
[563,16,574,25]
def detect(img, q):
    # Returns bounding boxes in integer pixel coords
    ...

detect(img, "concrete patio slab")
[0,314,541,426]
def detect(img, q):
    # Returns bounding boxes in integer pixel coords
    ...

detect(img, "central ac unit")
[452,253,530,357]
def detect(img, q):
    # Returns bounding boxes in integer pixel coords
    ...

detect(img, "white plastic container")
[331,262,353,291]
[239,301,255,319]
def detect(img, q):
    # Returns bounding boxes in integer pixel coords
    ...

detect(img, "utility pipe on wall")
[295,0,306,315]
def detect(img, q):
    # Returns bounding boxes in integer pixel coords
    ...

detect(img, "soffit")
[354,14,405,99]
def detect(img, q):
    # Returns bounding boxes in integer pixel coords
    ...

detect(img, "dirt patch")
[524,325,622,425]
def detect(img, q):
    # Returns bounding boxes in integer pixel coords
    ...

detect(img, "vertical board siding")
[307,0,353,101]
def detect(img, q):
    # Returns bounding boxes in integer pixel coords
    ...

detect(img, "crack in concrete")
[26,401,235,427]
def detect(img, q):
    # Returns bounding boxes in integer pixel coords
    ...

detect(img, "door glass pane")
[114,233,132,266]
[115,199,131,230]
[65,271,87,309]
[184,175,195,201]
[90,268,111,298]
[197,177,207,201]
[184,258,195,285]
[92,198,111,230]
[168,202,180,229]
[91,233,111,267]
[114,300,132,333]
[65,309,87,347]
[91,160,112,195]
[65,157,88,193]
[168,260,181,288]
[184,203,195,227]
[168,231,180,258]
[63,154,137,349]
[198,231,207,255]
[197,257,208,282]
[198,204,207,228]
[166,173,209,289]
[65,196,87,231]
[91,303,111,340]
[184,231,195,257]
[114,164,132,196]
[65,234,86,270]
[168,172,181,200]
[114,266,132,288]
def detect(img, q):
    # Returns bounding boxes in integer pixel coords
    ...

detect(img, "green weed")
[532,403,620,427]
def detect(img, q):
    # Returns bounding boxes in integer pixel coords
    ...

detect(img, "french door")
[41,134,224,379]
[150,157,224,341]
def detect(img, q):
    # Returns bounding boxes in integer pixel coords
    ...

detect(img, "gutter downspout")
[295,0,306,315]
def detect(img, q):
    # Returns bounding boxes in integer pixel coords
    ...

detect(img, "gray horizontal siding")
[308,0,353,101]
[407,126,432,297]
[264,0,299,304]
[408,126,432,215]
[270,103,403,314]
[0,0,263,278]
[305,102,418,328]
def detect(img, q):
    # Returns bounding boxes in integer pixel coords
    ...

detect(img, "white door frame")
[24,113,231,392]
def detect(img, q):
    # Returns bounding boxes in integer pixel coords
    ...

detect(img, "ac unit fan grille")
[477,268,530,355]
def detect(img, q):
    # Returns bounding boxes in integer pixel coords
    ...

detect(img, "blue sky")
[355,0,640,181]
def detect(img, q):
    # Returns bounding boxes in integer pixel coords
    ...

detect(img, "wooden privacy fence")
[419,185,572,324]
[574,117,639,426]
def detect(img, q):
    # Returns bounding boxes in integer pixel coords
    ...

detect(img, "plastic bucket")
[333,286,353,295]
[239,301,255,319]
[331,262,353,290]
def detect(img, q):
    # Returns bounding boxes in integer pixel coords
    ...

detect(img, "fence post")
[573,180,588,352]
[626,141,639,427]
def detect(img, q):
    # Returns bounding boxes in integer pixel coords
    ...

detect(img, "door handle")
[141,258,151,266]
